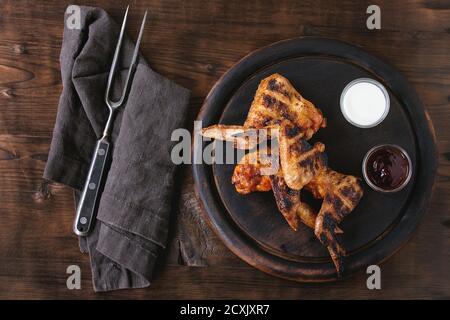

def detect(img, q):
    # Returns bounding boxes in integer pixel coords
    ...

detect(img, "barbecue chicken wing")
[244,74,326,139]
[202,74,326,144]
[307,169,363,274]
[278,125,327,190]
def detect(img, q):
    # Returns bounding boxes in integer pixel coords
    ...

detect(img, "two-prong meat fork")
[74,7,147,236]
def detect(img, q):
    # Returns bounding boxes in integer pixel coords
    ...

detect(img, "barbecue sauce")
[366,146,410,191]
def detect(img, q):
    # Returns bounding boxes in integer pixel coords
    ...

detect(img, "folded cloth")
[44,6,190,291]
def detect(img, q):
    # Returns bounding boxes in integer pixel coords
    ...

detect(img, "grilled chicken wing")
[278,125,327,190]
[307,169,363,274]
[244,74,326,139]
[202,74,325,144]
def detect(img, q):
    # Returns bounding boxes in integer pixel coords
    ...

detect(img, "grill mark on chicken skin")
[311,170,363,274]
[284,125,302,138]
[244,74,326,140]
[269,172,317,230]
[280,125,327,190]
[341,186,362,206]
[270,173,299,230]
[261,94,297,125]
[268,78,290,98]
[262,94,278,108]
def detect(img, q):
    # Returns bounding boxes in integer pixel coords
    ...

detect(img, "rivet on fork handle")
[74,138,110,236]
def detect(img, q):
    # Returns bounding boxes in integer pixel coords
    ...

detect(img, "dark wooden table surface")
[1,0,449,299]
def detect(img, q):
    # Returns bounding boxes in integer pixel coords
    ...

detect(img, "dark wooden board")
[1,0,449,299]
[193,38,438,281]
[216,57,417,260]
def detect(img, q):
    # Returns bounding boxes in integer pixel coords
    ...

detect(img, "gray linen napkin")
[44,6,190,291]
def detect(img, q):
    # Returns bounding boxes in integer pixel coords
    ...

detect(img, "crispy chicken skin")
[279,125,327,190]
[203,122,328,191]
[202,74,326,143]
[269,171,317,230]
[307,169,363,273]
[244,74,326,139]
[232,150,272,194]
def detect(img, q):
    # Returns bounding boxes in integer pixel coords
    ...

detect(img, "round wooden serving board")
[192,38,437,282]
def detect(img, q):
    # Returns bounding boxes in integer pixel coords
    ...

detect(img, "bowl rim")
[362,144,413,193]
[340,77,391,128]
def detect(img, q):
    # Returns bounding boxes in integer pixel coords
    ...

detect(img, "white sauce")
[341,79,389,128]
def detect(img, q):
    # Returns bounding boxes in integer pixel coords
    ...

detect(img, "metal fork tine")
[106,8,147,108]
[114,10,147,107]
[105,5,129,106]
[130,10,147,68]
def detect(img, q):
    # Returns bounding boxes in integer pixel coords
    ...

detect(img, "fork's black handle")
[73,137,111,236]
